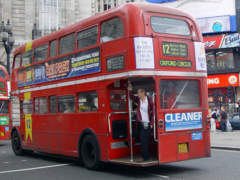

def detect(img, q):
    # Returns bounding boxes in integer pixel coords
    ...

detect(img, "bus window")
[110,90,127,111]
[151,16,190,36]
[35,97,48,114]
[34,44,48,63]
[78,91,98,112]
[22,50,33,66]
[14,54,21,69]
[0,100,9,114]
[59,33,75,55]
[58,95,75,113]
[77,26,98,49]
[22,100,32,114]
[49,96,57,113]
[159,80,200,109]
[50,40,57,58]
[101,17,123,43]
[0,70,5,78]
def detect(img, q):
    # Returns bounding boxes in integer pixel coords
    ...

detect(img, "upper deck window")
[151,16,190,36]
[78,26,98,49]
[59,33,75,55]
[50,40,57,58]
[22,50,33,66]
[34,44,48,63]
[101,17,123,43]
[14,54,21,69]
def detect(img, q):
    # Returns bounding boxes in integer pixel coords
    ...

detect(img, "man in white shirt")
[129,82,154,161]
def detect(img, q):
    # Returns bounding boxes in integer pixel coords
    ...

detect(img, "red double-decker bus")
[0,65,11,141]
[10,3,210,169]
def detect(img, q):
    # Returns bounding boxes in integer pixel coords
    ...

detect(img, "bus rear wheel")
[80,135,100,170]
[11,130,24,156]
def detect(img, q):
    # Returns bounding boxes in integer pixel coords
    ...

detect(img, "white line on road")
[0,164,70,174]
[149,173,169,179]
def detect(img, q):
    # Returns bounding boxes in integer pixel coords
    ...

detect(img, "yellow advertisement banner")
[24,92,31,101]
[25,41,32,52]
[25,114,32,141]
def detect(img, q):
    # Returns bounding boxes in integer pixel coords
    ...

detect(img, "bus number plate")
[178,143,188,153]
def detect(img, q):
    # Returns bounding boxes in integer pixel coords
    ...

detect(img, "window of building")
[34,44,48,63]
[110,90,127,111]
[58,95,75,113]
[159,80,200,109]
[59,33,75,55]
[206,52,216,71]
[50,40,57,58]
[49,96,57,113]
[14,54,21,69]
[22,50,33,66]
[77,26,98,49]
[35,97,48,114]
[101,18,123,43]
[151,16,190,36]
[216,50,234,70]
[22,100,33,114]
[78,91,98,112]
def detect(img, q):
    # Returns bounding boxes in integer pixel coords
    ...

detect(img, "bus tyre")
[81,135,100,170]
[11,131,24,156]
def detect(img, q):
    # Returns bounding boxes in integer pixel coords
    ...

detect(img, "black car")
[229,114,240,130]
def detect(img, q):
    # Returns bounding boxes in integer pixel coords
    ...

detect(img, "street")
[0,140,239,180]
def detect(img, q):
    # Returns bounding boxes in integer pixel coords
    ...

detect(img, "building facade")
[0,0,92,67]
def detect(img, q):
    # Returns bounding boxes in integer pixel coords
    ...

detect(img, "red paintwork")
[11,3,210,165]
[0,65,11,141]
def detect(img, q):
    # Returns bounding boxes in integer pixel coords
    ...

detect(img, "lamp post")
[0,20,15,75]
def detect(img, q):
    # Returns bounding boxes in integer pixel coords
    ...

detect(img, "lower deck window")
[159,80,200,109]
[58,95,75,113]
[35,97,48,114]
[78,91,98,112]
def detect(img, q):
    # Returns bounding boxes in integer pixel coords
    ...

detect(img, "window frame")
[150,16,191,36]
[100,17,124,43]
[77,25,99,50]
[78,91,98,112]
[33,44,49,63]
[14,54,22,69]
[22,50,33,67]
[59,33,76,55]
[34,96,48,114]
[158,78,202,110]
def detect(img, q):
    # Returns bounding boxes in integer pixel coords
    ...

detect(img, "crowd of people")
[209,106,229,132]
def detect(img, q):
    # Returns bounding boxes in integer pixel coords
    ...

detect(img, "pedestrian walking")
[210,108,217,132]
[220,107,227,132]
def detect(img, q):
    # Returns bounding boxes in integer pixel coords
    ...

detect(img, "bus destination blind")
[162,42,188,57]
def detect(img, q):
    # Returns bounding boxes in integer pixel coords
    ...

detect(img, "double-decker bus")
[0,65,11,141]
[10,3,210,169]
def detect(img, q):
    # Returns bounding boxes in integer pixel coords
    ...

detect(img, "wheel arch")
[78,128,101,160]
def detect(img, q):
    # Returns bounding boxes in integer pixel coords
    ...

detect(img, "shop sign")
[207,73,239,88]
[197,15,236,34]
[204,33,240,49]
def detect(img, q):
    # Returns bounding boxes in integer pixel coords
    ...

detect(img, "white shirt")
[140,97,149,123]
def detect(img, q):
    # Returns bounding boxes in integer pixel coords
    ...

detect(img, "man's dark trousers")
[139,123,150,160]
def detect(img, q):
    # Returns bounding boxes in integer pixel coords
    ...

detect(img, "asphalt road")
[0,140,239,180]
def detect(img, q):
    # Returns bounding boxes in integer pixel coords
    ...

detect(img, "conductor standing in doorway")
[128,82,154,162]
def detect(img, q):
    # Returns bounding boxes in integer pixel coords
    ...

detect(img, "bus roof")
[14,3,196,55]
